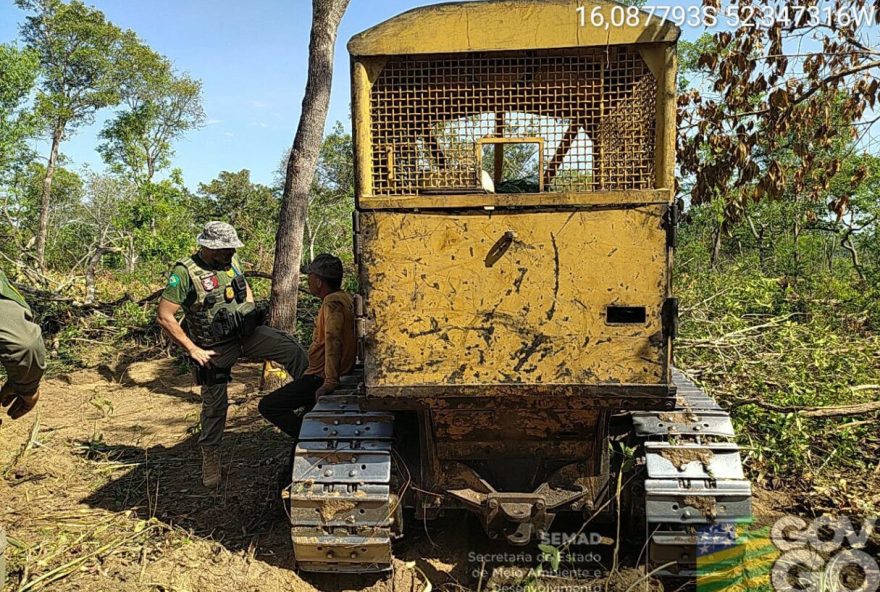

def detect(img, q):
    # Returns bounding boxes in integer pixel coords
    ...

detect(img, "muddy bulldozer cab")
[288,0,751,577]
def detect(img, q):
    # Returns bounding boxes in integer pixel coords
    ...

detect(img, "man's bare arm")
[156,298,215,366]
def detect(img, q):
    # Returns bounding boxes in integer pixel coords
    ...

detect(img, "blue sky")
[0,0,712,191]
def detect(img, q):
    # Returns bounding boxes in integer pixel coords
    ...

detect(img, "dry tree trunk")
[710,222,724,269]
[36,123,64,269]
[268,0,350,335]
[263,0,349,390]
[85,246,116,305]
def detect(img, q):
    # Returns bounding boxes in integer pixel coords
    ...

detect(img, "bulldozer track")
[638,369,753,578]
[288,370,751,578]
[288,381,397,574]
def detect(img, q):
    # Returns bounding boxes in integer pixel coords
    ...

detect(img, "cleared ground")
[1,360,796,592]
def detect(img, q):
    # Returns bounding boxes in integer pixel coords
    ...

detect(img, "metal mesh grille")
[369,47,657,196]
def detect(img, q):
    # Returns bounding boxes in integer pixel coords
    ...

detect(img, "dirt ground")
[1,360,798,592]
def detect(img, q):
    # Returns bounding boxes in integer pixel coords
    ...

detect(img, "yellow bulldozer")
[286,0,752,579]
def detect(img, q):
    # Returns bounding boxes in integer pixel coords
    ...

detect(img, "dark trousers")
[258,374,323,439]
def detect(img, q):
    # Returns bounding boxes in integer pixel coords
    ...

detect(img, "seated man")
[259,253,356,440]
[156,221,307,488]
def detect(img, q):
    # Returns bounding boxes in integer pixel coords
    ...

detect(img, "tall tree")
[5,161,83,279]
[16,0,125,268]
[0,43,39,184]
[268,0,350,333]
[98,32,204,185]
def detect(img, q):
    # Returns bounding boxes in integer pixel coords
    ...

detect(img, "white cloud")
[223,132,234,137]
[249,100,268,108]
[204,118,223,126]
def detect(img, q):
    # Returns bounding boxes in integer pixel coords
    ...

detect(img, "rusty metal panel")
[367,47,656,196]
[432,408,601,442]
[359,206,668,390]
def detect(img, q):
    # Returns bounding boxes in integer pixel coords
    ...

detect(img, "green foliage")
[114,299,153,330]
[17,0,125,133]
[1,162,84,263]
[537,544,561,572]
[121,176,199,268]
[0,43,39,181]
[676,33,715,91]
[677,164,880,511]
[304,122,355,264]
[98,31,204,184]
[195,169,279,269]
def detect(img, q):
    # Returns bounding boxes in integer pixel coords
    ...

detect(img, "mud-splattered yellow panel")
[359,206,669,388]
[347,0,680,57]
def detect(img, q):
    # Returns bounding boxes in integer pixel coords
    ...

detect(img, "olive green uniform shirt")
[0,270,46,395]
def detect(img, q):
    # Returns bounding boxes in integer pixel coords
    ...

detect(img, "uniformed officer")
[0,269,46,423]
[156,221,307,488]
[0,268,46,587]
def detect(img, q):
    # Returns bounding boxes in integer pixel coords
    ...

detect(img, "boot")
[201,447,221,488]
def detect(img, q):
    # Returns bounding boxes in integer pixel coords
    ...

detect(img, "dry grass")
[1,360,806,592]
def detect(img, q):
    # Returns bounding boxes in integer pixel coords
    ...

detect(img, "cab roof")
[348,0,681,57]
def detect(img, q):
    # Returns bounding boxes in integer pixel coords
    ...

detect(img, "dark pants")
[198,326,307,448]
[258,374,323,439]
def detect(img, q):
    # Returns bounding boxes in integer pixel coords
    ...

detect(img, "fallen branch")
[850,384,880,392]
[800,401,880,418]
[679,313,805,347]
[728,398,880,418]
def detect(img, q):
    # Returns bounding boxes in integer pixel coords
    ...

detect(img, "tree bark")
[36,123,64,268]
[840,228,865,282]
[745,214,767,271]
[125,235,137,273]
[85,246,114,305]
[710,222,724,269]
[268,0,350,334]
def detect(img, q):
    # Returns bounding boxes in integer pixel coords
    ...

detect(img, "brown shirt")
[304,291,356,385]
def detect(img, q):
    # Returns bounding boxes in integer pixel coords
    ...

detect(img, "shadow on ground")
[73,360,637,591]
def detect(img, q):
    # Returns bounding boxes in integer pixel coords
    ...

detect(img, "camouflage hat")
[301,253,343,280]
[197,221,244,249]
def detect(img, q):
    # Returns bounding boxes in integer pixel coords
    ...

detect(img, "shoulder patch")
[168,274,181,287]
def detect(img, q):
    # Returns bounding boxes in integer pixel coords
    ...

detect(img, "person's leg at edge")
[258,374,323,438]
[258,374,323,491]
[240,325,308,381]
[196,341,240,488]
[198,381,227,488]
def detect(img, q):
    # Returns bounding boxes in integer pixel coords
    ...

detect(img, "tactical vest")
[0,270,33,318]
[178,256,250,347]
